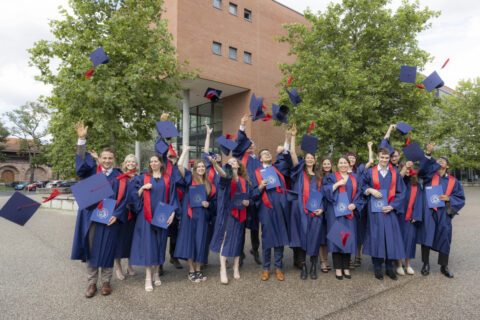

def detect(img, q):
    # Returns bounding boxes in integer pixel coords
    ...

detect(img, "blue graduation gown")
[114,178,137,259]
[399,177,423,259]
[352,163,368,246]
[210,175,250,257]
[251,165,290,250]
[361,166,407,260]
[174,170,216,263]
[202,153,221,259]
[129,172,179,266]
[289,159,326,256]
[71,152,127,268]
[417,157,465,255]
[322,173,363,254]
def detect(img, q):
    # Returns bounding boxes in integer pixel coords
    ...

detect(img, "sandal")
[353,256,361,268]
[320,261,329,273]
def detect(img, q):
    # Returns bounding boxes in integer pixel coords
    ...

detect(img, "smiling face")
[377,152,391,168]
[305,153,316,167]
[347,155,356,167]
[100,150,114,170]
[337,157,350,173]
[322,159,332,172]
[436,158,449,170]
[195,161,206,175]
[259,149,272,164]
[149,156,162,172]
[390,150,400,165]
[125,157,137,171]
[227,157,239,169]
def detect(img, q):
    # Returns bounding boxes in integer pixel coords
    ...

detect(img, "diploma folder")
[334,192,351,217]
[260,166,280,190]
[426,185,445,208]
[305,190,323,212]
[232,193,248,209]
[90,198,116,224]
[370,189,388,213]
[152,202,175,229]
[189,184,207,208]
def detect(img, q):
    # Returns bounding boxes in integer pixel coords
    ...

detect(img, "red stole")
[231,177,247,223]
[95,165,126,217]
[255,166,286,209]
[431,173,455,211]
[372,163,397,204]
[405,185,418,221]
[166,160,173,176]
[242,152,249,167]
[208,167,216,185]
[143,173,170,223]
[334,172,356,220]
[188,179,216,219]
[302,171,321,217]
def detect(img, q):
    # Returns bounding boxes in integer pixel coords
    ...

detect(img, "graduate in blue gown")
[251,148,290,281]
[394,161,423,276]
[317,157,335,273]
[361,147,407,281]
[322,156,364,280]
[113,154,139,280]
[379,124,401,168]
[232,115,262,265]
[417,142,465,278]
[208,156,252,284]
[175,146,216,283]
[346,142,375,268]
[71,122,127,298]
[287,125,325,280]
[129,155,179,292]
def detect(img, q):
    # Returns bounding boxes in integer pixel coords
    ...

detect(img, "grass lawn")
[0,186,14,191]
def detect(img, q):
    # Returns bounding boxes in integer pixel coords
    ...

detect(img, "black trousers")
[332,253,351,270]
[241,228,260,253]
[421,245,449,266]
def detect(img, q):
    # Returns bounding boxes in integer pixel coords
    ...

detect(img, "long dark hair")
[192,159,212,195]
[345,151,358,172]
[318,157,334,181]
[147,155,165,176]
[303,153,323,187]
[236,159,252,185]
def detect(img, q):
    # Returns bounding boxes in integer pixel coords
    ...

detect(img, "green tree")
[3,101,50,183]
[429,78,480,169]
[29,0,194,177]
[278,0,440,161]
[0,122,9,163]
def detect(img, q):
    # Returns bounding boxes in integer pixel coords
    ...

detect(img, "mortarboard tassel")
[416,84,425,89]
[286,76,294,87]
[85,68,94,78]
[206,90,216,100]
[405,137,411,146]
[307,121,315,133]
[340,231,351,247]
[168,144,177,157]
[262,105,267,110]
[116,169,137,181]
[90,169,138,192]
[409,168,418,176]
[261,113,273,122]
[441,58,450,69]
[43,188,61,203]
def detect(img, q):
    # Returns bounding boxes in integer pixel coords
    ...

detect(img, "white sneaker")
[406,266,415,275]
[396,266,405,276]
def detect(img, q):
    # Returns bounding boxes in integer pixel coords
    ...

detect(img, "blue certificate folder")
[370,189,388,213]
[426,185,445,208]
[305,190,323,212]
[152,202,175,229]
[232,193,248,209]
[90,198,116,224]
[260,166,280,190]
[334,192,351,217]
[189,184,206,208]
[71,172,114,210]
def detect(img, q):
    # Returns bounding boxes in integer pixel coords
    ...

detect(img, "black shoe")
[421,263,430,276]
[310,257,318,280]
[250,249,262,265]
[293,260,303,270]
[440,266,454,278]
[386,269,398,280]
[300,263,308,280]
[374,269,384,280]
[158,264,164,276]
[239,251,245,267]
[342,270,352,279]
[335,275,343,280]
[170,258,183,269]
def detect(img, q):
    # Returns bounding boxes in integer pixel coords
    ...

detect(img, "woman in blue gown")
[129,155,179,292]
[175,145,217,283]
[208,156,252,285]
[317,157,334,273]
[114,154,139,280]
[322,156,364,280]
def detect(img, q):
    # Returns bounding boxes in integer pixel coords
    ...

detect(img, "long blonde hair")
[192,160,212,195]
[122,154,138,174]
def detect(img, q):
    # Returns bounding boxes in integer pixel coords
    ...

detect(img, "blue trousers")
[372,257,394,270]
[263,246,284,270]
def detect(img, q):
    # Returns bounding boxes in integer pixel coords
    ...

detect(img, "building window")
[212,42,222,55]
[244,9,251,21]
[229,2,237,15]
[229,47,237,60]
[244,51,252,64]
[213,0,221,9]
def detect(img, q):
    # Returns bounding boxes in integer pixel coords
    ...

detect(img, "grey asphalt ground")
[1,188,479,320]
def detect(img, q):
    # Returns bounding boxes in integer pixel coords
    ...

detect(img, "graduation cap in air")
[402,142,425,162]
[327,220,353,249]
[272,104,289,124]
[70,172,115,210]
[156,121,179,139]
[396,122,413,136]
[285,88,302,106]
[231,130,252,158]
[0,192,41,226]
[423,71,444,92]
[216,135,238,156]
[301,134,318,155]
[399,66,417,84]
[249,93,266,121]
[204,87,222,103]
[85,47,110,78]
[155,137,169,155]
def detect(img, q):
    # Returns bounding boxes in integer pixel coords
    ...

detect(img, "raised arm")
[203,124,213,154]
[75,121,88,160]
[383,124,396,140]
[177,146,190,178]
[208,155,226,178]
[289,124,298,167]
[364,141,374,169]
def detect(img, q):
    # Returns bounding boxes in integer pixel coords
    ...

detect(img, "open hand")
[205,124,213,135]
[241,114,249,127]
[142,183,152,190]
[75,121,88,139]
[161,112,168,121]
[202,201,210,208]
[382,205,393,213]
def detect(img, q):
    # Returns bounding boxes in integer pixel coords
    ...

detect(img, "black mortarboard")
[204,87,222,103]
[0,192,40,226]
[399,66,417,84]
[70,173,115,210]
[216,135,238,156]
[396,122,414,136]
[249,93,266,121]
[285,88,301,106]
[272,104,289,124]
[90,47,110,68]
[155,121,179,139]
[301,134,318,155]
[402,142,425,162]
[423,71,444,92]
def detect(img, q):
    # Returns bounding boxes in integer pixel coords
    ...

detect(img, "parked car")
[58,180,77,188]
[26,183,37,191]
[46,180,61,188]
[7,181,22,188]
[34,181,47,188]
[14,183,27,190]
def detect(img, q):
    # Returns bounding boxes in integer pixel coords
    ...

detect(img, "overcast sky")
[0,0,479,118]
